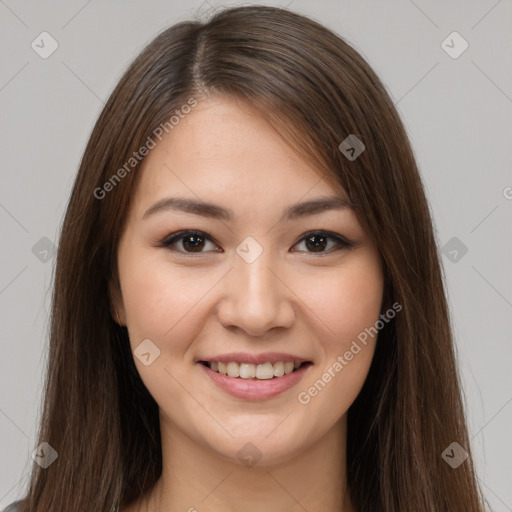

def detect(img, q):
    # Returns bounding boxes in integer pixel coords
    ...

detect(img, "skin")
[112,95,384,512]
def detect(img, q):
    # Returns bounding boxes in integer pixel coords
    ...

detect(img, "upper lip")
[197,352,311,365]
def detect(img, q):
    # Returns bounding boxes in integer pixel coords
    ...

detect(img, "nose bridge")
[238,246,275,300]
[218,238,294,335]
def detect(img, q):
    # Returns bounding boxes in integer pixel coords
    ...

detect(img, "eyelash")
[159,230,353,257]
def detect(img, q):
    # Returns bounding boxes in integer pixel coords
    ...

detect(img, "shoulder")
[2,501,23,512]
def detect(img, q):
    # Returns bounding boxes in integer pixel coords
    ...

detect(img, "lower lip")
[198,362,312,400]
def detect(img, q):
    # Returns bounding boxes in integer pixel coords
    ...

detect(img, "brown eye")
[161,231,219,254]
[292,231,352,255]
[179,233,206,252]
[160,230,352,257]
[304,234,329,252]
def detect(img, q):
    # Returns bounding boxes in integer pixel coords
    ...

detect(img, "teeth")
[239,363,256,379]
[273,361,284,377]
[284,362,294,374]
[256,363,274,379]
[207,360,305,379]
[227,362,239,378]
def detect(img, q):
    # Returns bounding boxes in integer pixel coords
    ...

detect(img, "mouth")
[199,360,312,379]
[197,359,313,400]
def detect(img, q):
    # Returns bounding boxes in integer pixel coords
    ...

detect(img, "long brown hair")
[15,5,488,511]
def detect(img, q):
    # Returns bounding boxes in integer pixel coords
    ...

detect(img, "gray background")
[0,0,511,510]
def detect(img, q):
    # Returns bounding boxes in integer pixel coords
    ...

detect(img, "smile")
[201,360,309,379]
[198,360,313,400]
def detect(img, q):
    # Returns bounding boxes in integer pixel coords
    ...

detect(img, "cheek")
[294,254,383,415]
[120,249,207,345]
[301,254,384,351]
[118,250,208,412]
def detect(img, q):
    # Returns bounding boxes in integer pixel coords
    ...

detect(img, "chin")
[202,426,309,469]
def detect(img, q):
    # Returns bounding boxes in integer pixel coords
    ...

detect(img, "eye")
[159,229,353,256]
[291,231,353,255]
[160,230,220,254]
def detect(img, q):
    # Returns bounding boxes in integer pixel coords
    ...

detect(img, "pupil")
[183,235,204,252]
[305,234,327,252]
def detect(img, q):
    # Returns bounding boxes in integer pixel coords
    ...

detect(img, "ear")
[108,278,126,326]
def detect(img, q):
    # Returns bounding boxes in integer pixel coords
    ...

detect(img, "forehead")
[130,96,347,218]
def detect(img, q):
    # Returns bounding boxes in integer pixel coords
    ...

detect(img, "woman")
[5,5,488,511]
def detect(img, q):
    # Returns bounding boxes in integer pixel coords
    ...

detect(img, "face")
[112,95,384,467]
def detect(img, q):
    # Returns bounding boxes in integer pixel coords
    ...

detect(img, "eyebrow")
[142,195,354,222]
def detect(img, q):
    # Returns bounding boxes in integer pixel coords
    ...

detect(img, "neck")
[137,413,354,512]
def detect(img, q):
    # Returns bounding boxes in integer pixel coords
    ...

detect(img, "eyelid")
[159,229,353,256]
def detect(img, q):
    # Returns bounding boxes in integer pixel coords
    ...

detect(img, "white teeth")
[273,361,284,377]
[207,360,306,379]
[256,363,274,380]
[226,362,240,378]
[284,362,294,375]
[239,363,256,379]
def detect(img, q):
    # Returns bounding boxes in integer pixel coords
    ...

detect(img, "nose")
[216,248,296,337]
